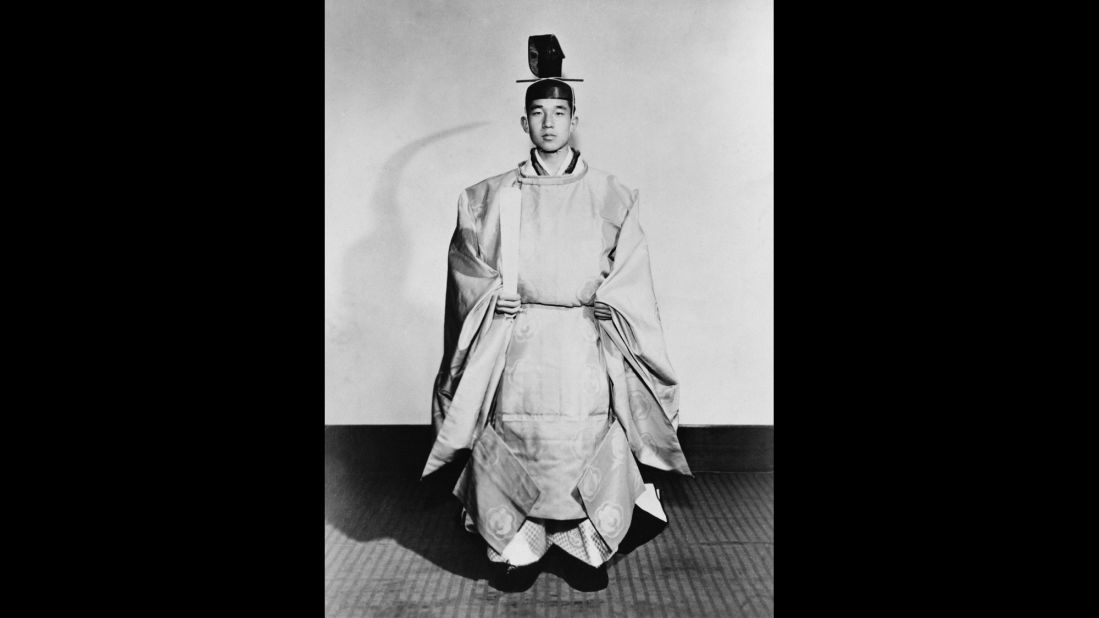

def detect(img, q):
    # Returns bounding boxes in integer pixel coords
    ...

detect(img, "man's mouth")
[542,134,556,139]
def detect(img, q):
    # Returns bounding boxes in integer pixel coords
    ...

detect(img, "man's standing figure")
[423,35,691,591]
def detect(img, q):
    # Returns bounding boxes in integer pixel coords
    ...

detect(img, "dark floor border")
[324,424,772,473]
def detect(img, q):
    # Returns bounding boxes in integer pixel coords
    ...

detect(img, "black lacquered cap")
[525,78,573,107]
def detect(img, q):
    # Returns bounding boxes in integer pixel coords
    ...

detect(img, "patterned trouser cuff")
[485,517,613,568]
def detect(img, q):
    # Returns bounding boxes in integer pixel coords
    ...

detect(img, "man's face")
[521,98,578,153]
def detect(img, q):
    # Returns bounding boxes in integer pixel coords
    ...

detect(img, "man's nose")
[542,116,554,128]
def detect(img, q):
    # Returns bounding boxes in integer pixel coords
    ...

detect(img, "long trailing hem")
[464,483,667,568]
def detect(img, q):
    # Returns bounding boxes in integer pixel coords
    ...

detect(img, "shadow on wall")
[326,123,488,425]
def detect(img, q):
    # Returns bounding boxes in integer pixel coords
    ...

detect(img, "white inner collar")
[534,146,574,176]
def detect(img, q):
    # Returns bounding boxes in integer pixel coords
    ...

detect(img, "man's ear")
[520,116,529,133]
[571,114,579,131]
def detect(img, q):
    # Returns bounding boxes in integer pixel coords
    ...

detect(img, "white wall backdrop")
[325,0,773,425]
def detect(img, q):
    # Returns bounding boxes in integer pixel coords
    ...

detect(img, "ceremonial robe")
[423,154,690,566]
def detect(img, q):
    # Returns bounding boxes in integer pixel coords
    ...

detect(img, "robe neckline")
[515,157,589,186]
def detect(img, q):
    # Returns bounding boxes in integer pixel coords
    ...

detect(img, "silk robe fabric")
[423,158,691,557]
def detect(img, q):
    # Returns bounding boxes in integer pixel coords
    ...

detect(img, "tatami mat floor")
[325,452,774,617]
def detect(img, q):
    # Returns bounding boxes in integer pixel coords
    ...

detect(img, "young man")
[423,35,690,591]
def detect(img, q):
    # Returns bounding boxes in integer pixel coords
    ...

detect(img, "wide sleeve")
[595,194,691,475]
[424,188,517,478]
[432,190,501,430]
